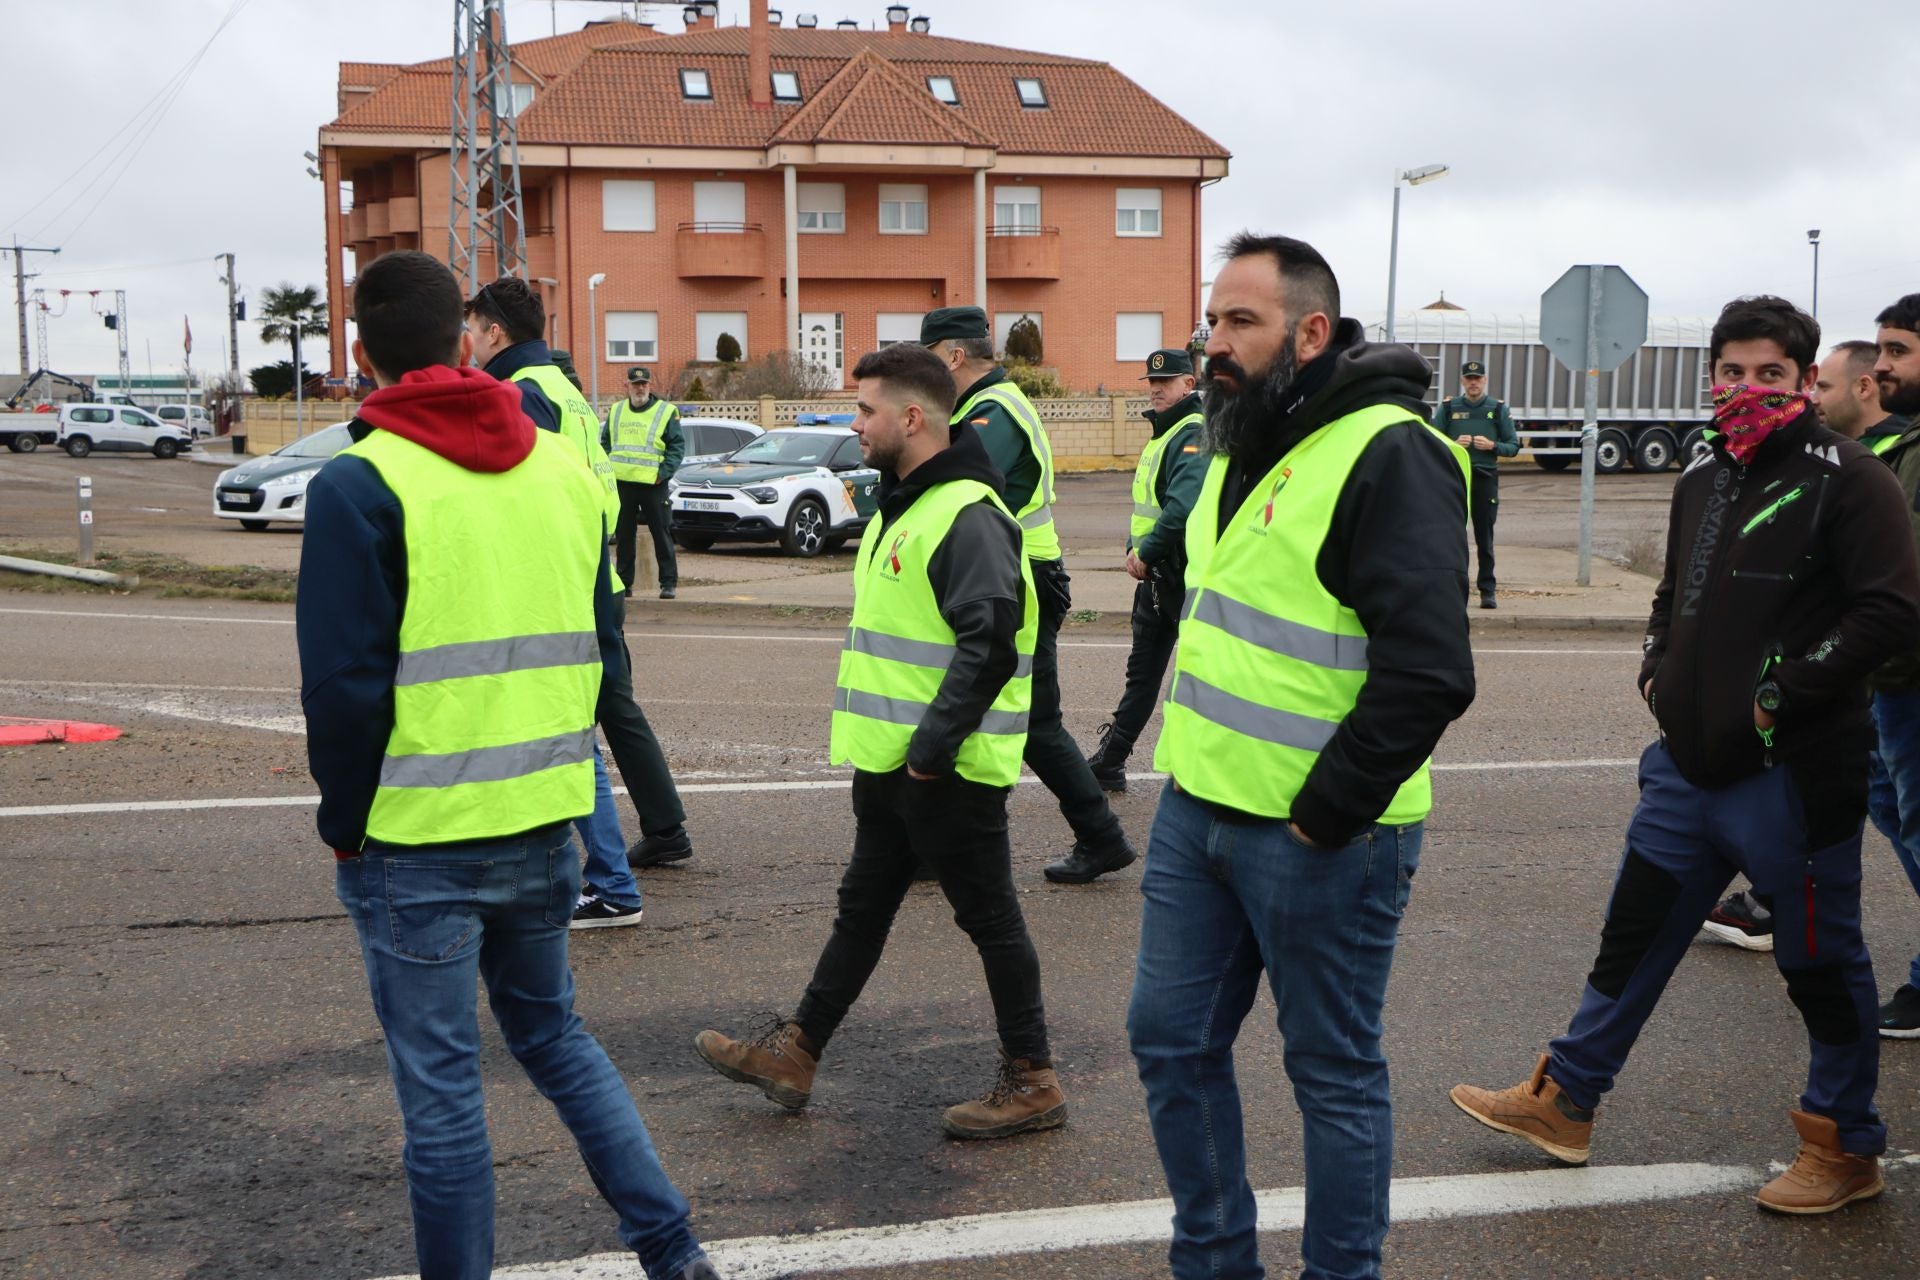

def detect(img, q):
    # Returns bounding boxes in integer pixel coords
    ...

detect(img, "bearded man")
[1125,232,1475,1280]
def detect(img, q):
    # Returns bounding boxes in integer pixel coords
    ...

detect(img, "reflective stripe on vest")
[608,397,675,483]
[1129,411,1203,549]
[953,379,1060,562]
[1154,403,1470,823]
[341,428,605,845]
[829,478,1040,786]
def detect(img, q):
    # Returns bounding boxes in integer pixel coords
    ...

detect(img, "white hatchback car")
[212,421,353,530]
[669,426,879,557]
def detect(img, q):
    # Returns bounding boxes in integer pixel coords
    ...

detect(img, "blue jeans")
[1128,782,1421,1280]
[336,823,704,1280]
[1870,691,1920,988]
[1548,739,1883,1154]
[577,745,642,908]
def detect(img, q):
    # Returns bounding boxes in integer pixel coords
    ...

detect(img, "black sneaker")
[629,826,693,868]
[1879,984,1920,1039]
[1043,833,1139,884]
[1084,721,1132,793]
[1698,890,1773,952]
[1479,590,1497,610]
[659,586,677,600]
[571,893,643,929]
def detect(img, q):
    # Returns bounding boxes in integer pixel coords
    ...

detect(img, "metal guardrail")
[676,221,763,234]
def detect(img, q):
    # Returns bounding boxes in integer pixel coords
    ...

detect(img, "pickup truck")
[0,407,61,452]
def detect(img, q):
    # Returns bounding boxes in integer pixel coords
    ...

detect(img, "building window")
[875,313,925,348]
[993,185,1040,233]
[797,182,845,233]
[602,179,656,232]
[772,70,801,102]
[878,184,928,234]
[697,312,748,362]
[1115,312,1163,361]
[680,68,712,100]
[692,180,746,230]
[606,311,659,362]
[927,75,958,105]
[995,312,1041,355]
[493,81,534,117]
[1014,78,1047,108]
[1116,187,1162,237]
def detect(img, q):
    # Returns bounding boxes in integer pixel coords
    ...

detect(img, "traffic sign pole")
[76,476,95,566]
[1579,265,1602,587]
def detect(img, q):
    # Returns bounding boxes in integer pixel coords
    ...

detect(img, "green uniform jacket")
[1435,393,1519,471]
[954,367,1042,517]
[605,395,685,483]
[1133,392,1208,569]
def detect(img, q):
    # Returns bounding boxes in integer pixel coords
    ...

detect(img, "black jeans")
[616,479,677,592]
[1470,468,1498,594]
[599,593,686,837]
[1110,576,1181,745]
[795,767,1050,1061]
[1026,557,1126,845]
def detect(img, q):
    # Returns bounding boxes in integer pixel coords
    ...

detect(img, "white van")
[155,404,213,439]
[56,404,195,459]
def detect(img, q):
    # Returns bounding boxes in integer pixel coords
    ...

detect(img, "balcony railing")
[674,222,767,278]
[986,225,1060,280]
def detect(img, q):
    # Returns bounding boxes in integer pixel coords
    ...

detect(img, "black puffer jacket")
[1640,409,1920,787]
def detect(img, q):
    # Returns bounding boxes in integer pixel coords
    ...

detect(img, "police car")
[669,422,878,557]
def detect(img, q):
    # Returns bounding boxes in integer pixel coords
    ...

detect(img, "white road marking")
[0,606,293,626]
[0,758,1643,820]
[368,1162,1758,1280]
[0,678,289,693]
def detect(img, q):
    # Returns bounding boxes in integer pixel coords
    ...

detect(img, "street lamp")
[586,272,607,413]
[1384,163,1450,344]
[1808,229,1821,320]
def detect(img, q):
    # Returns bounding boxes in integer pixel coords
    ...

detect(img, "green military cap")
[627,366,651,384]
[1141,348,1195,380]
[920,306,989,345]
[1461,360,1487,378]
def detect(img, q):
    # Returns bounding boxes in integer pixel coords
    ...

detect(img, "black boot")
[1043,832,1138,885]
[1479,589,1497,610]
[1084,722,1133,793]
[628,825,693,867]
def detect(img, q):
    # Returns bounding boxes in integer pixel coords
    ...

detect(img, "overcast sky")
[4,0,1916,382]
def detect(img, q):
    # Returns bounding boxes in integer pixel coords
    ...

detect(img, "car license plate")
[219,492,250,507]
[683,499,722,511]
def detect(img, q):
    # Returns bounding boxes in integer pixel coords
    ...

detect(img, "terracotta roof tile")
[772,48,991,148]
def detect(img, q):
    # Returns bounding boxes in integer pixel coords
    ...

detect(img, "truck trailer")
[1394,314,1714,474]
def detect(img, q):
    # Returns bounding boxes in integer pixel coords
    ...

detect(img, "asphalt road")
[4,593,1919,1280]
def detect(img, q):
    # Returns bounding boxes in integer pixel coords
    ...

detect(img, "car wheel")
[781,497,828,558]
[154,439,179,459]
[240,519,269,532]
[64,436,91,458]
[675,534,715,552]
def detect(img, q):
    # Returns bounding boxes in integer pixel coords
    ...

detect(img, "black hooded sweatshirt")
[1640,408,1920,789]
[1212,319,1477,846]
[864,425,1030,778]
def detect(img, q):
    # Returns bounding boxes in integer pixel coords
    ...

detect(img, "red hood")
[356,364,533,473]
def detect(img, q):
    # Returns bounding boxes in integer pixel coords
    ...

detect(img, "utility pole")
[449,0,528,296]
[217,254,241,376]
[6,238,60,375]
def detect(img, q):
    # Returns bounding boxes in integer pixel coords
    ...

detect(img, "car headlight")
[261,472,306,488]
[743,485,779,504]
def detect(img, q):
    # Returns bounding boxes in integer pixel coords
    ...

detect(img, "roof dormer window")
[680,68,712,100]
[927,75,958,105]
[1014,77,1047,108]
[771,70,801,102]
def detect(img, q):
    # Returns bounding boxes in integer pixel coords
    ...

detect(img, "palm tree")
[257,283,329,396]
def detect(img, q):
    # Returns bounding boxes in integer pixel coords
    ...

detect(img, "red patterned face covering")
[1711,383,1810,464]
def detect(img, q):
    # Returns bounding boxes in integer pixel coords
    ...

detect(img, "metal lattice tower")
[31,290,48,371]
[448,0,527,297]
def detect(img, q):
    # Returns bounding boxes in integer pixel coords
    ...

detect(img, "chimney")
[835,18,859,29]
[885,4,909,30]
[682,5,705,30]
[767,7,783,22]
[909,15,931,33]
[749,0,772,109]
[796,14,819,29]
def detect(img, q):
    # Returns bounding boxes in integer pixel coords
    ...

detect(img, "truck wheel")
[1631,428,1676,473]
[1682,427,1711,466]
[1595,428,1629,475]
[64,436,92,458]
[11,434,37,453]
[780,497,828,557]
[1534,453,1572,472]
[153,438,179,460]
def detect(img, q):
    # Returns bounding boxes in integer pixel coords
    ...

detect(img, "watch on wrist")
[1756,681,1784,714]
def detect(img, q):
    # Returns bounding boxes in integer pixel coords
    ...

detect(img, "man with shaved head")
[1814,339,1908,450]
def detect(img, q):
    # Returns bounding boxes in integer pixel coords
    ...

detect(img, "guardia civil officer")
[607,367,685,599]
[694,342,1066,1139]
[1084,348,1207,796]
[298,250,718,1280]
[921,306,1138,884]
[1434,359,1518,608]
[465,279,697,872]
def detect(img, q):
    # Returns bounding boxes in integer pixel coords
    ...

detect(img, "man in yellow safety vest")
[606,366,685,599]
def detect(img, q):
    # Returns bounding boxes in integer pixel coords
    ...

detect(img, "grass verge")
[0,546,298,602]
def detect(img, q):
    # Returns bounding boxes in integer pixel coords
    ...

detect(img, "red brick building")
[318,4,1228,394]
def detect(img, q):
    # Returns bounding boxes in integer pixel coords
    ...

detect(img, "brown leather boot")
[1755,1110,1884,1214]
[1449,1053,1594,1165]
[942,1054,1067,1139]
[693,1018,817,1110]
